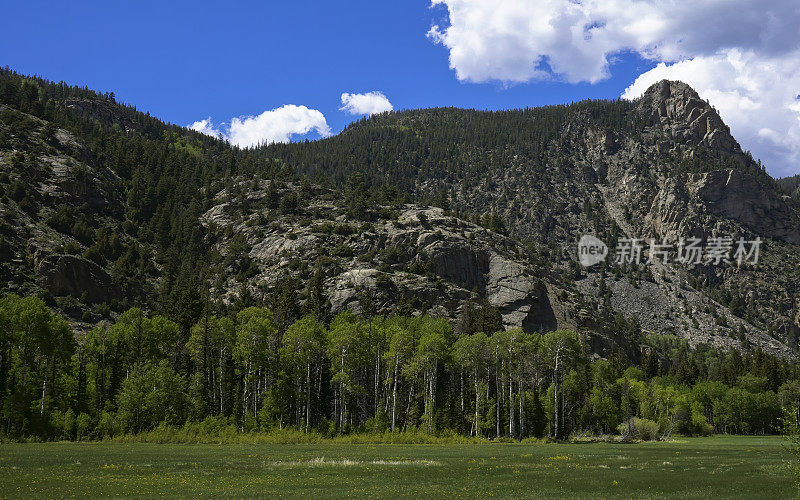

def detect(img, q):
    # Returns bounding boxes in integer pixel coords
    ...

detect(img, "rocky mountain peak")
[637,80,741,154]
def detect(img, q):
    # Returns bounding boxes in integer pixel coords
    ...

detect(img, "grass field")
[0,436,794,498]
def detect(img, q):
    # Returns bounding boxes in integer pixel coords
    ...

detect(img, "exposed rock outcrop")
[64,98,139,132]
[638,80,741,154]
[202,191,559,332]
[697,169,800,244]
[36,254,117,304]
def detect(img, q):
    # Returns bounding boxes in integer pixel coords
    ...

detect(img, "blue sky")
[2,0,798,176]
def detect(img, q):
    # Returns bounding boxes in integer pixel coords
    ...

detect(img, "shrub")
[618,417,659,441]
[279,192,299,214]
[49,410,65,439]
[83,244,106,266]
[63,241,81,255]
[333,242,353,257]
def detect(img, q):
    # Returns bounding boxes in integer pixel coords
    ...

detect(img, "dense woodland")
[2,69,800,441]
[2,293,800,441]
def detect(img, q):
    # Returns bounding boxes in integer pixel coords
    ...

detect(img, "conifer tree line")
[3,292,799,441]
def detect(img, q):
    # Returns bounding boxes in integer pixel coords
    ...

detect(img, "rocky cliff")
[201,180,563,334]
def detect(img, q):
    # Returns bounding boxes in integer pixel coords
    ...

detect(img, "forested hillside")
[780,174,800,198]
[2,68,800,441]
[0,67,285,330]
[259,80,800,359]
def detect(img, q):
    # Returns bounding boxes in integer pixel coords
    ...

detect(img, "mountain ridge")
[1,69,798,360]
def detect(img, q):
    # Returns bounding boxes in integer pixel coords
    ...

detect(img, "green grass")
[0,436,794,498]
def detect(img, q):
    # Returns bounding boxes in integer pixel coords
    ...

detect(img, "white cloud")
[189,105,331,148]
[189,118,221,138]
[428,0,800,84]
[622,49,800,177]
[340,91,394,115]
[228,105,331,147]
[428,0,800,175]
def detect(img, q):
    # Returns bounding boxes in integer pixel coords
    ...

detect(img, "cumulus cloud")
[428,0,800,84]
[227,105,331,147]
[340,91,394,115]
[189,105,331,148]
[189,118,222,138]
[427,0,800,174]
[623,49,800,177]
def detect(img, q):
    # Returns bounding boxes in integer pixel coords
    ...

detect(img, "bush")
[49,410,66,439]
[279,192,299,214]
[71,220,95,243]
[8,180,27,202]
[618,417,660,441]
[83,245,106,266]
[332,242,353,257]
[63,241,81,255]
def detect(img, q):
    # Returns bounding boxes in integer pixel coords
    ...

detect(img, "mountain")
[1,69,798,360]
[261,80,800,357]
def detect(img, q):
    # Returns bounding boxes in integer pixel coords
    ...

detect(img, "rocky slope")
[0,103,136,325]
[202,180,566,332]
[1,73,798,360]
[262,80,800,357]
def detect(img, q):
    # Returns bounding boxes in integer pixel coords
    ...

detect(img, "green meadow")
[0,436,793,498]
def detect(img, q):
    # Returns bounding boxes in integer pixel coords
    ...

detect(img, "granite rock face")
[63,98,140,132]
[638,80,741,154]
[36,254,117,304]
[202,192,563,333]
[697,169,800,245]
